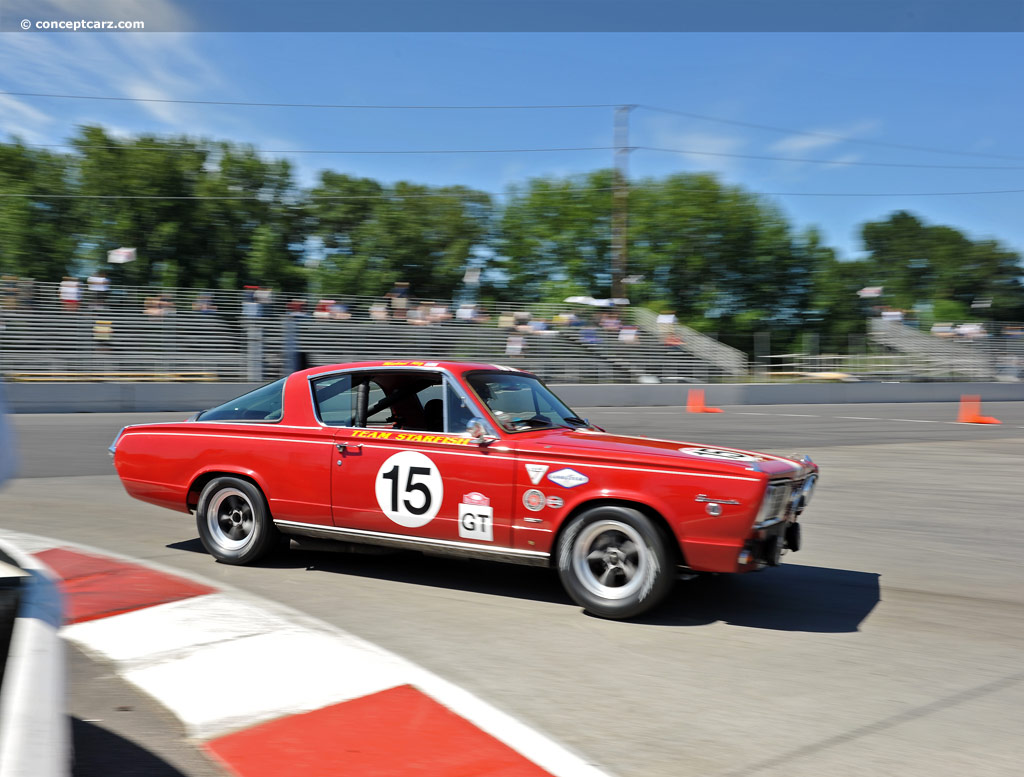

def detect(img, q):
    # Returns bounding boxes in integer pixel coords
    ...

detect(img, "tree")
[0,141,78,280]
[860,211,1024,321]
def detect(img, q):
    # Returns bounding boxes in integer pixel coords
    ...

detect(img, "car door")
[317,369,516,548]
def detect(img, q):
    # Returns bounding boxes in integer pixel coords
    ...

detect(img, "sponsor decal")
[678,447,761,462]
[545,495,564,509]
[525,463,548,485]
[382,361,430,366]
[350,430,471,446]
[459,498,494,541]
[547,468,589,489]
[462,491,490,507]
[374,451,443,528]
[522,489,546,512]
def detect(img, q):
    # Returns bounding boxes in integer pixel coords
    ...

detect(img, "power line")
[637,104,1024,163]
[2,187,1022,200]
[758,188,1024,197]
[0,90,616,110]
[0,187,617,201]
[27,142,614,156]
[21,141,1024,171]
[636,145,1024,171]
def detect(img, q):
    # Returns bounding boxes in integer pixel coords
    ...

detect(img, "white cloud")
[769,119,881,155]
[822,152,863,169]
[0,94,55,144]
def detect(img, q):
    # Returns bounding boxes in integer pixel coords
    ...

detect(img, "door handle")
[336,442,363,452]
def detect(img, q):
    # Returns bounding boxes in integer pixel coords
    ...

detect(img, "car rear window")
[197,378,286,422]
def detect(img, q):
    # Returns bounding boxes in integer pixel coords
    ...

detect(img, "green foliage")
[1,128,1022,357]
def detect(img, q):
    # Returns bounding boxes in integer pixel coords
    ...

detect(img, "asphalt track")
[3,402,1024,776]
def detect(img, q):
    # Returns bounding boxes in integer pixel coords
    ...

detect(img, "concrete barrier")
[4,379,1022,414]
[0,541,67,777]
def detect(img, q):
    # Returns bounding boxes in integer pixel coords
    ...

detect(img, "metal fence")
[0,282,736,384]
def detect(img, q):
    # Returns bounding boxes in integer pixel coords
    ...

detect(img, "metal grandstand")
[0,282,748,383]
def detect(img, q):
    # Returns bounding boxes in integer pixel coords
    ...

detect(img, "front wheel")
[196,476,278,565]
[557,506,675,619]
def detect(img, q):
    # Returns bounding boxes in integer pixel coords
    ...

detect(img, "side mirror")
[466,417,499,445]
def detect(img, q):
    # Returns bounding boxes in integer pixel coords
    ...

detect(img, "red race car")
[111,361,818,619]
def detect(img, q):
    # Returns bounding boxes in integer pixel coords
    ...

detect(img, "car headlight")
[754,482,791,529]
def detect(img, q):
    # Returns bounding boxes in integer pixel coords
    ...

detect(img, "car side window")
[197,378,286,422]
[312,374,353,425]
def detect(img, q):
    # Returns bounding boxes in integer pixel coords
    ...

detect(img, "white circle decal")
[374,451,444,528]
[678,447,760,462]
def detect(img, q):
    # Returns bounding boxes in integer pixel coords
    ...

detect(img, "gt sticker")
[525,463,548,485]
[545,495,564,509]
[678,447,761,462]
[374,451,443,528]
[547,468,589,489]
[523,489,546,511]
[459,494,493,541]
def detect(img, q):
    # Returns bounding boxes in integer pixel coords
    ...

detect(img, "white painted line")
[735,412,770,415]
[837,416,880,420]
[411,670,610,777]
[64,593,303,667]
[777,413,819,417]
[893,419,939,423]
[0,530,58,555]
[123,629,413,739]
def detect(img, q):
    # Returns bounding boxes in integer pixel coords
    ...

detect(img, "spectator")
[505,334,525,357]
[87,271,110,307]
[456,303,476,322]
[254,286,273,316]
[600,313,622,331]
[1,275,18,310]
[619,324,639,344]
[194,291,218,314]
[242,286,260,317]
[369,302,389,321]
[59,276,81,311]
[286,298,307,316]
[93,318,114,354]
[428,302,451,323]
[386,281,410,319]
[407,303,431,326]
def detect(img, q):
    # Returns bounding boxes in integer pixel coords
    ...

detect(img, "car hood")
[514,428,809,477]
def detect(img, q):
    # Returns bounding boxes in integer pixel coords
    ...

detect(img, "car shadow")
[166,539,879,633]
[637,564,881,632]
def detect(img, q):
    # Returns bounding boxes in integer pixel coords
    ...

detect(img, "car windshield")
[464,371,588,433]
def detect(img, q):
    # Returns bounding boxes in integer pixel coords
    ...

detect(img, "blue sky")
[1,31,1022,263]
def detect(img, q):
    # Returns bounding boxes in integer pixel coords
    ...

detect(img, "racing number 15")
[373,450,444,529]
[381,465,432,515]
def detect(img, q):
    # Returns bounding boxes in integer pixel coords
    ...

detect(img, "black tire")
[557,505,675,619]
[195,476,278,565]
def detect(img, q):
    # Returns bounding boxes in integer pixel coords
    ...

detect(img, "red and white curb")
[0,529,611,777]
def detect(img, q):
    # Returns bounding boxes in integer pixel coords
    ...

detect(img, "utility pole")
[611,105,634,300]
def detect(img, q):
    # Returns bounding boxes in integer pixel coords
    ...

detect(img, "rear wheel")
[196,476,278,565]
[557,505,675,619]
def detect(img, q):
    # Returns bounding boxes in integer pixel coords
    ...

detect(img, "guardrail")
[0,540,67,777]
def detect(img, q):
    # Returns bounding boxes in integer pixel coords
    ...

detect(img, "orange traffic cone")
[957,395,1001,424]
[687,389,723,414]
